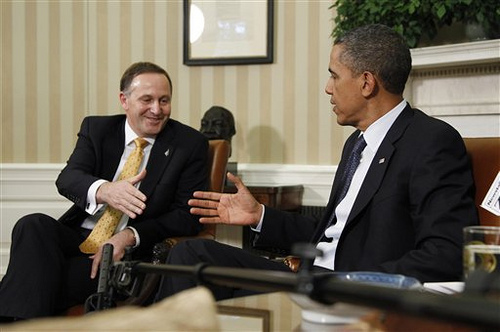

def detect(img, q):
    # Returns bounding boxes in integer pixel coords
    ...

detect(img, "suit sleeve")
[253,207,318,252]
[56,117,109,210]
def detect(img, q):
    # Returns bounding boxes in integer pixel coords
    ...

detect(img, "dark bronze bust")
[200,106,236,143]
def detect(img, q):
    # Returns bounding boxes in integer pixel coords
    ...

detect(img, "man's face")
[325,45,367,129]
[120,72,172,138]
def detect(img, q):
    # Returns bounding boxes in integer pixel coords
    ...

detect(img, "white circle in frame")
[190,4,205,44]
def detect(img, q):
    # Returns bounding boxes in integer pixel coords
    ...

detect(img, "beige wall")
[1,0,347,165]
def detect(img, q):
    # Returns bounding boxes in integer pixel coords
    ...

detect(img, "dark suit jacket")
[56,115,209,256]
[255,104,478,282]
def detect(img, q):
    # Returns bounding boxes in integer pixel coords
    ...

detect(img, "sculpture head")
[200,106,236,142]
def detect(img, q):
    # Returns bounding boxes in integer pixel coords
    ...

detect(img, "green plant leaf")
[330,0,498,47]
[435,4,447,19]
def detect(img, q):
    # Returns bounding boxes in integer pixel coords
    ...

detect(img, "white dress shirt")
[81,120,154,241]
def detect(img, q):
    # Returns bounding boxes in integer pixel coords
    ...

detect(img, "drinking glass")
[463,226,500,279]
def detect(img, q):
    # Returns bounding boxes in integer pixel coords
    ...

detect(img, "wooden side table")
[224,184,304,256]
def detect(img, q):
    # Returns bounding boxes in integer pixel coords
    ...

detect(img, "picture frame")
[217,305,271,332]
[183,0,274,66]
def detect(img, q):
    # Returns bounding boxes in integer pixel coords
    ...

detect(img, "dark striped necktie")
[326,135,367,227]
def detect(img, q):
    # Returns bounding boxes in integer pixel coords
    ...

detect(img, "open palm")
[189,172,262,227]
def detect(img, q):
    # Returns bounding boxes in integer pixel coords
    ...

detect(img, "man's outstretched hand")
[96,169,147,219]
[188,172,263,228]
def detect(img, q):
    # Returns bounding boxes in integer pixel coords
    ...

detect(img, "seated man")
[0,62,209,320]
[155,24,478,302]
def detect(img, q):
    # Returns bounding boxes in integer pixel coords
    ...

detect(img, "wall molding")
[411,63,500,78]
[410,39,500,69]
[406,39,500,133]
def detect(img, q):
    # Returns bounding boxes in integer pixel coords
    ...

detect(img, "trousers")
[155,239,295,302]
[0,213,98,319]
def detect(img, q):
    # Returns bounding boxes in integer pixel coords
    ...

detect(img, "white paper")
[423,282,464,294]
[481,171,500,216]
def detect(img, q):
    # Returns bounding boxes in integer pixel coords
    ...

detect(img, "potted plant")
[330,0,500,48]
[452,0,500,40]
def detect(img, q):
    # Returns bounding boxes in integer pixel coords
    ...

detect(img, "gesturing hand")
[188,172,263,227]
[96,169,147,219]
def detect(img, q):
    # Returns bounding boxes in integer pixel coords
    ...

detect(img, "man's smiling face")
[120,72,172,138]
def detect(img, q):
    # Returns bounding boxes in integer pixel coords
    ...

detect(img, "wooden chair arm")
[282,255,301,273]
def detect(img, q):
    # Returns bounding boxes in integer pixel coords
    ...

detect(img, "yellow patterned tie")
[79,137,148,254]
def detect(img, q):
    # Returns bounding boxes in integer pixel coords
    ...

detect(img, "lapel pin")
[379,158,385,164]
[165,149,170,157]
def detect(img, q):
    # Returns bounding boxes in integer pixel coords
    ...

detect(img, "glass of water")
[463,226,500,279]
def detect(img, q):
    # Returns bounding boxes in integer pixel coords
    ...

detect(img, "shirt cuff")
[85,179,108,214]
[250,204,265,232]
[126,226,140,248]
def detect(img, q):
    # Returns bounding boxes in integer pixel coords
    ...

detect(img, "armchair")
[463,137,500,226]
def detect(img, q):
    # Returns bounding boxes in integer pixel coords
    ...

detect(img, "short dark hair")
[120,62,173,95]
[334,24,411,95]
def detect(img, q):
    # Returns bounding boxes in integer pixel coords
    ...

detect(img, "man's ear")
[119,92,128,109]
[360,71,377,97]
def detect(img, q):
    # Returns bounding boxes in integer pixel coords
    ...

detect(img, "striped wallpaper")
[1,0,349,165]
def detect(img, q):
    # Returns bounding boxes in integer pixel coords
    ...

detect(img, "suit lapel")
[139,121,176,197]
[346,105,414,225]
[347,141,395,223]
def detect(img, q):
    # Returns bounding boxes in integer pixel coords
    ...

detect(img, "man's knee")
[13,213,57,238]
[166,239,216,265]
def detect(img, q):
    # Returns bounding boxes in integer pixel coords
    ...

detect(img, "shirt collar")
[362,99,407,152]
[125,119,155,147]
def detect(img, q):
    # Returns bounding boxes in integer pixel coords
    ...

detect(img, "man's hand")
[188,172,263,227]
[96,169,147,219]
[89,228,136,279]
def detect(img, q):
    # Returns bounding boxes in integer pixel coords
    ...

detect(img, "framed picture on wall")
[183,0,274,66]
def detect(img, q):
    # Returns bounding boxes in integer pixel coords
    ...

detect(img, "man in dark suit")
[0,62,209,320]
[155,24,478,301]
